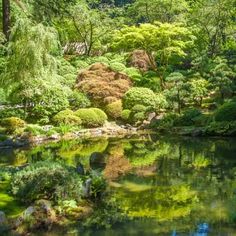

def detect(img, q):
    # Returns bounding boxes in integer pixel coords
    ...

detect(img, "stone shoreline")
[0,123,149,149]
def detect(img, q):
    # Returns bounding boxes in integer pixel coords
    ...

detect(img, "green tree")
[189,0,235,57]
[58,3,113,56]
[0,18,68,118]
[164,72,189,113]
[190,76,209,107]
[112,22,194,89]
[209,57,235,101]
[128,0,189,24]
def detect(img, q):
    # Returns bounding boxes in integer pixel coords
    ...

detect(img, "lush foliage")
[105,100,123,119]
[215,102,236,122]
[75,108,107,128]
[123,87,166,111]
[0,117,26,134]
[53,109,81,126]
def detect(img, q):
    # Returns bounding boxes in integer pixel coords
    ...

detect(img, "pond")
[1,135,236,235]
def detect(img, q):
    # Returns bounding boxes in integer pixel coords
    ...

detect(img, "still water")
[1,135,236,235]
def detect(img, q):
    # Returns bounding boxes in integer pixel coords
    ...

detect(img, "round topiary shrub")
[69,91,91,109]
[123,87,166,111]
[91,108,108,121]
[215,102,236,122]
[131,104,147,113]
[0,117,26,134]
[75,108,107,127]
[109,62,126,72]
[53,109,82,126]
[121,109,131,121]
[133,112,146,123]
[105,100,123,119]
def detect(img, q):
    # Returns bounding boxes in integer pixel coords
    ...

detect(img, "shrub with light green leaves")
[106,100,123,119]
[123,87,166,111]
[133,112,146,123]
[69,91,91,109]
[53,109,82,126]
[109,62,126,72]
[75,108,107,127]
[0,117,26,134]
[121,109,131,121]
[131,104,147,113]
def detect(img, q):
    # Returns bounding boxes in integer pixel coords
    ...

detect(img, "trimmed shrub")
[105,100,123,119]
[123,87,166,111]
[131,104,147,113]
[0,117,26,134]
[121,109,131,121]
[75,108,107,128]
[215,102,236,122]
[53,109,82,126]
[69,91,91,109]
[91,108,108,121]
[133,112,146,123]
[109,62,126,72]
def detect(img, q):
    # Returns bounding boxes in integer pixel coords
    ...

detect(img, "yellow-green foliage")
[192,156,211,169]
[105,100,123,119]
[53,109,81,126]
[121,109,131,121]
[0,117,26,134]
[75,108,107,127]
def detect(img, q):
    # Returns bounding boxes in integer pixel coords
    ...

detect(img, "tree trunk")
[2,0,10,41]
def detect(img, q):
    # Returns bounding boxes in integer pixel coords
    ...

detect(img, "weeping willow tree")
[0,18,69,120]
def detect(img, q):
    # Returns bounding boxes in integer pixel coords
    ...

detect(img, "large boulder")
[75,63,132,106]
[127,50,153,72]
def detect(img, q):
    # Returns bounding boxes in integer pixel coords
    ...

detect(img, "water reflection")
[1,136,236,235]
